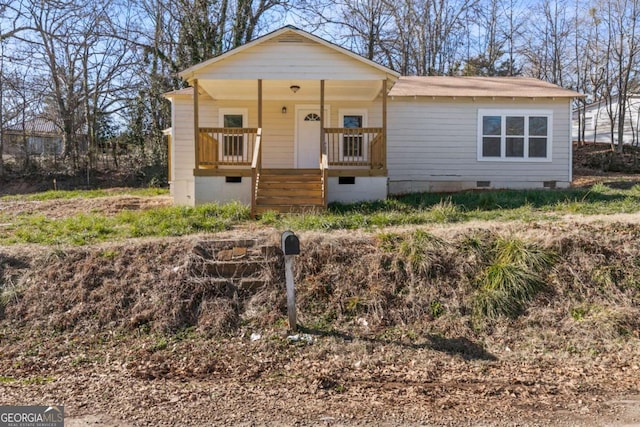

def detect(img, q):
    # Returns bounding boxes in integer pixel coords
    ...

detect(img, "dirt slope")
[1,210,640,425]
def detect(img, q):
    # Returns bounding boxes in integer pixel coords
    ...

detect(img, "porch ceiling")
[198,79,384,101]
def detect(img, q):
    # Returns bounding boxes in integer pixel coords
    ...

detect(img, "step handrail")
[320,153,328,208]
[251,128,262,218]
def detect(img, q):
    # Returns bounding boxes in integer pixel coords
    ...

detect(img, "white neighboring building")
[572,96,640,145]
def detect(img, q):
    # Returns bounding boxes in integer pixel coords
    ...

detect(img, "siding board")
[195,43,387,81]
[387,98,571,183]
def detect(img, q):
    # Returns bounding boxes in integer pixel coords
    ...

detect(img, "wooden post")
[320,80,325,158]
[285,255,296,331]
[258,79,263,128]
[257,79,263,168]
[193,79,199,170]
[382,79,387,170]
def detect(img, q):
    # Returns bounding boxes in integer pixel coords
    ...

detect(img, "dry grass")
[0,221,639,359]
[1,222,640,426]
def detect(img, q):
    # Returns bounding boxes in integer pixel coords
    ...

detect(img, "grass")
[1,202,250,245]
[0,187,168,201]
[2,183,640,245]
[268,184,640,230]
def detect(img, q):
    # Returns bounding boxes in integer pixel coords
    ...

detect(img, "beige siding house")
[165,26,580,214]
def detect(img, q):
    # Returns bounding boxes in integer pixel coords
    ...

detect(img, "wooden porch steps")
[255,168,325,214]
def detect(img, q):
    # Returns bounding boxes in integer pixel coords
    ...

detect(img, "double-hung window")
[219,108,248,160]
[478,109,552,161]
[339,109,367,161]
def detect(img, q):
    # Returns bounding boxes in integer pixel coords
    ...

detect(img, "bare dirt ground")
[0,192,172,220]
[1,162,640,425]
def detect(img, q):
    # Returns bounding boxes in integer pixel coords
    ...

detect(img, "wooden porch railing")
[250,128,262,218]
[198,127,259,168]
[324,127,385,169]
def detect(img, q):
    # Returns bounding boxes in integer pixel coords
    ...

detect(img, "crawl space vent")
[338,177,356,185]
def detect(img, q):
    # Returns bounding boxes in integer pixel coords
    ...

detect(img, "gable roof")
[179,26,400,81]
[390,76,582,98]
[5,117,61,134]
[578,94,640,110]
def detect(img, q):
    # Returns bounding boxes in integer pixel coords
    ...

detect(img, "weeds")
[22,376,55,385]
[150,336,169,352]
[571,306,588,321]
[397,230,445,276]
[473,237,556,319]
[429,198,465,223]
[0,281,23,309]
[429,300,444,318]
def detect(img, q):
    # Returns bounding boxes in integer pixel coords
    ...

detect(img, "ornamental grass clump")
[473,236,556,319]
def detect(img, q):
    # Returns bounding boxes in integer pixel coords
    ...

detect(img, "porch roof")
[390,76,583,99]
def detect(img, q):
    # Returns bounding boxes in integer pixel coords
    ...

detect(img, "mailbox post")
[281,231,300,331]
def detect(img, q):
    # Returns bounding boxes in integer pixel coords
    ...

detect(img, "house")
[165,26,581,214]
[4,117,64,156]
[572,96,640,145]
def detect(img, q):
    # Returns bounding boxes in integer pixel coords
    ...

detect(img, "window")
[343,115,363,157]
[339,109,367,160]
[478,109,552,161]
[219,108,248,159]
[223,114,243,157]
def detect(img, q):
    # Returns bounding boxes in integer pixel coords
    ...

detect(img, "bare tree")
[296,0,394,64]
[384,0,478,75]
[522,0,572,85]
[0,0,30,176]
[607,0,640,152]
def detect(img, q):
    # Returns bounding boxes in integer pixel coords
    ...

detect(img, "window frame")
[218,108,248,161]
[338,108,368,161]
[477,109,553,162]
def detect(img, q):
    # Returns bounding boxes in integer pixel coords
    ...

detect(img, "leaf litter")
[0,196,639,425]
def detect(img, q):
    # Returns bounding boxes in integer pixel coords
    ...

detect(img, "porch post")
[382,78,387,170]
[258,79,263,128]
[193,79,199,170]
[320,80,325,157]
[258,79,263,163]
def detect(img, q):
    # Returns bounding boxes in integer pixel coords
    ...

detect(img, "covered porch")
[190,78,391,215]
[172,25,400,212]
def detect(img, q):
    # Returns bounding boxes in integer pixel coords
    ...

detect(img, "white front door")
[296,107,327,168]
